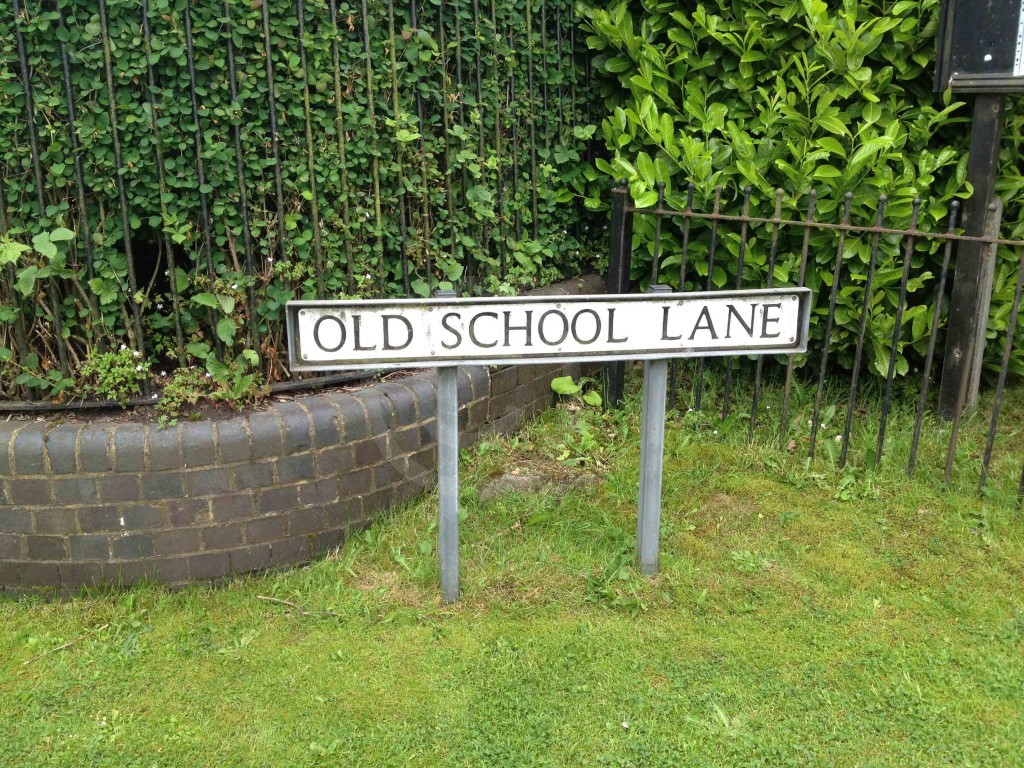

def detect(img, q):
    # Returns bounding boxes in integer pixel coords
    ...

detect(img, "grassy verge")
[2,375,1022,767]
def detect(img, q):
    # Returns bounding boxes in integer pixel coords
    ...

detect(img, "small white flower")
[713,429,718,435]
[621,721,629,730]
[151,393,158,400]
[156,303,163,309]
[686,407,693,413]
[206,372,212,378]
[834,435,842,443]
[231,283,238,290]
[807,419,812,426]
[133,350,141,358]
[135,364,143,371]
[120,343,127,351]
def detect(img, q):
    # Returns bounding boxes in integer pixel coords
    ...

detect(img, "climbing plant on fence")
[580,0,1024,380]
[0,0,599,402]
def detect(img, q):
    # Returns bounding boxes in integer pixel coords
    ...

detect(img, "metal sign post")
[288,287,811,601]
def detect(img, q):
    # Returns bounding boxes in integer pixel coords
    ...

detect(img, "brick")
[230,544,272,574]
[315,445,353,476]
[299,477,338,507]
[142,472,184,500]
[113,425,147,472]
[304,397,342,449]
[78,506,123,533]
[373,458,407,489]
[276,454,315,484]
[52,477,99,505]
[8,478,51,506]
[420,418,438,446]
[12,423,46,474]
[140,557,189,585]
[456,368,475,403]
[0,561,22,587]
[309,527,347,555]
[360,488,396,521]
[210,493,255,522]
[245,515,286,543]
[69,534,110,560]
[98,475,141,503]
[465,366,489,400]
[184,467,232,497]
[148,425,183,471]
[111,533,154,559]
[27,535,68,561]
[0,509,33,534]
[377,382,418,426]
[19,561,60,587]
[337,467,372,498]
[394,472,433,505]
[326,392,369,441]
[352,436,389,466]
[468,398,490,428]
[45,424,81,475]
[256,485,299,516]
[274,401,314,454]
[323,499,353,528]
[78,425,113,472]
[200,522,243,550]
[407,446,438,477]
[169,497,211,526]
[216,420,251,464]
[187,551,231,581]
[400,376,437,421]
[33,508,78,536]
[391,425,421,454]
[247,411,283,459]
[233,461,276,490]
[271,536,309,565]
[123,504,168,529]
[100,561,144,586]
[181,421,217,467]
[0,423,15,475]
[59,562,105,590]
[490,365,517,397]
[152,528,203,556]
[0,533,22,559]
[355,389,394,435]
[288,505,325,535]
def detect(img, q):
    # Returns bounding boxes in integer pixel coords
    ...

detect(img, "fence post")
[939,93,1005,419]
[606,184,633,405]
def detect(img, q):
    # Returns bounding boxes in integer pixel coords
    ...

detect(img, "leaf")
[550,375,582,396]
[582,390,603,407]
[216,317,237,345]
[192,292,219,309]
[217,295,236,315]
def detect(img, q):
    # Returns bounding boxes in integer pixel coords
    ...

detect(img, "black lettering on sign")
[660,305,682,341]
[537,310,569,346]
[441,312,463,349]
[352,315,377,351]
[761,303,782,338]
[313,315,346,353]
[606,308,628,343]
[688,306,718,340]
[382,314,413,351]
[570,309,601,345]
[504,310,533,347]
[725,304,756,339]
[469,312,499,348]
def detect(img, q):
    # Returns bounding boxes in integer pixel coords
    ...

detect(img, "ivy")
[0,0,600,400]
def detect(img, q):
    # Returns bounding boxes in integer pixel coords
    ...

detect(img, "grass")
[1,369,1023,767]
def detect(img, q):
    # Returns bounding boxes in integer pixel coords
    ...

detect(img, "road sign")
[288,286,811,603]
[935,0,1024,93]
[287,288,811,372]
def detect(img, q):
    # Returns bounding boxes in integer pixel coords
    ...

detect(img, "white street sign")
[287,288,811,371]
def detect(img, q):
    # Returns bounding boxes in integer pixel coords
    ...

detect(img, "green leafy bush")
[580,0,1024,378]
[0,0,598,400]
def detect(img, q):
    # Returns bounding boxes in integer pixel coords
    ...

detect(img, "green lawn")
[2,380,1023,767]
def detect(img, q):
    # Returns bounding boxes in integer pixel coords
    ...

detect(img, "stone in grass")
[478,468,595,506]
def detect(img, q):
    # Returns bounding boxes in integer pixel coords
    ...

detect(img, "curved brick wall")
[0,275,603,596]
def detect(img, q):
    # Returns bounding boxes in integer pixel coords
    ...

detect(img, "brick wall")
[0,274,604,596]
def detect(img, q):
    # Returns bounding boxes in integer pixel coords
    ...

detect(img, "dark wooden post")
[606,185,633,405]
[938,93,1005,419]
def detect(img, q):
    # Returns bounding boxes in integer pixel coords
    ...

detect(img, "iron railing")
[607,184,1024,504]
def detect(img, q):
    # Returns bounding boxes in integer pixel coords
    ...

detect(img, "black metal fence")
[607,185,1024,504]
[0,0,597,406]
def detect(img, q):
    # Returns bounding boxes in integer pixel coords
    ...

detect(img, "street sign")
[288,286,811,603]
[287,288,811,371]
[935,0,1024,92]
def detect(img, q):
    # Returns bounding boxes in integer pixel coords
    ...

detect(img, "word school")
[288,289,811,371]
